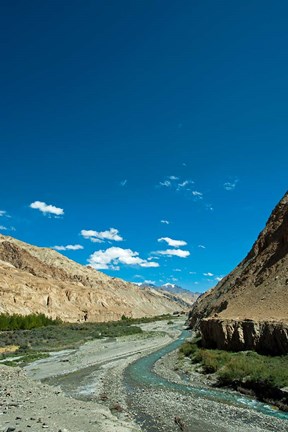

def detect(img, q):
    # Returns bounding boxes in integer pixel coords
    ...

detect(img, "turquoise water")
[125,330,288,422]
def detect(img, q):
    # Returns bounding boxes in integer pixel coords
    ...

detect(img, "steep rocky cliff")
[189,191,288,354]
[0,234,186,322]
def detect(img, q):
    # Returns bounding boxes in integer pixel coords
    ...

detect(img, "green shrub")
[179,339,288,390]
[0,313,61,331]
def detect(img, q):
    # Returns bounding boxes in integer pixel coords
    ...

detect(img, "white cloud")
[160,220,170,225]
[144,280,155,285]
[120,179,127,186]
[0,210,10,218]
[53,244,84,251]
[224,179,239,191]
[0,225,7,230]
[88,247,160,270]
[30,201,64,216]
[159,180,171,187]
[198,244,206,249]
[203,272,214,277]
[81,228,123,243]
[156,249,190,258]
[192,191,203,199]
[158,237,187,248]
[168,176,179,180]
[177,180,194,190]
[189,271,197,274]
[173,268,182,272]
[215,276,223,282]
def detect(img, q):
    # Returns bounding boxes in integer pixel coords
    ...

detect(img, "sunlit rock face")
[0,234,186,322]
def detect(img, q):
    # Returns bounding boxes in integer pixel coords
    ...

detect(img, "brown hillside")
[188,192,288,354]
[0,234,186,322]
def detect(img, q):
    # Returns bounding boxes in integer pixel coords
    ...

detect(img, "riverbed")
[2,318,287,432]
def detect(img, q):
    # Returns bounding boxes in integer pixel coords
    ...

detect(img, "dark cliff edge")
[188,191,288,355]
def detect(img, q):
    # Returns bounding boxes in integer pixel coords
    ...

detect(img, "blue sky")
[1,1,287,292]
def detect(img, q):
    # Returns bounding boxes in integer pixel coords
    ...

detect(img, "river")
[41,323,288,432]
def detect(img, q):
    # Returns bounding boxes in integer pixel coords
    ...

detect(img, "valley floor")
[1,319,288,432]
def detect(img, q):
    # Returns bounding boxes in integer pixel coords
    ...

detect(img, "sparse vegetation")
[179,338,288,408]
[0,313,175,366]
[180,338,288,388]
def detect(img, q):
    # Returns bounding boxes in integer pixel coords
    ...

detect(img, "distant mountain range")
[137,282,200,307]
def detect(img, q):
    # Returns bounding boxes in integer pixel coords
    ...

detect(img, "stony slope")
[188,191,288,354]
[0,234,185,322]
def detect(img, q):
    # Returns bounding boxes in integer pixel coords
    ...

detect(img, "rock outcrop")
[189,191,288,354]
[200,318,288,355]
[0,234,187,322]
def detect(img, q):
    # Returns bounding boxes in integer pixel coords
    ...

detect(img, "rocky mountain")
[137,282,199,308]
[188,191,288,354]
[0,234,186,322]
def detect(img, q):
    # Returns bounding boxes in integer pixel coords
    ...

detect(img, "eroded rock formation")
[189,191,288,354]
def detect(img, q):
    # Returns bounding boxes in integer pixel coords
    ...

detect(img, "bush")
[179,339,288,390]
[0,313,61,331]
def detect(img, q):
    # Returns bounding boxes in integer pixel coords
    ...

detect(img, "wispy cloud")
[159,180,171,187]
[215,276,223,281]
[160,220,170,225]
[206,203,214,211]
[158,237,187,247]
[198,244,206,249]
[223,178,239,191]
[156,249,190,258]
[157,177,213,211]
[177,180,194,190]
[53,244,84,251]
[120,179,127,187]
[88,247,159,270]
[144,280,155,285]
[192,191,203,199]
[0,210,11,218]
[81,228,123,243]
[203,272,214,277]
[30,201,64,216]
[0,225,16,232]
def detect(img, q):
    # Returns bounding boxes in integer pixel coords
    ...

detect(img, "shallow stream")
[43,327,288,431]
[125,330,288,420]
